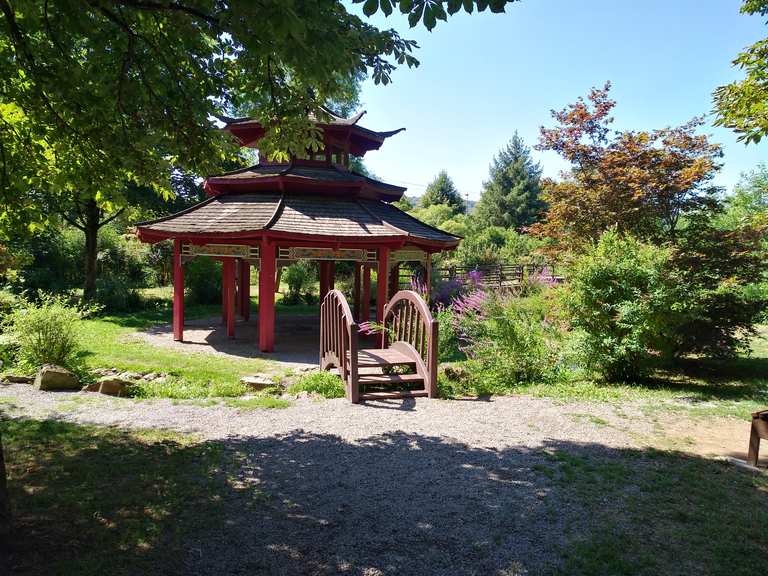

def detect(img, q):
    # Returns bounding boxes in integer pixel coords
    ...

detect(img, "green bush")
[287,371,345,398]
[465,293,563,390]
[2,294,90,371]
[668,210,768,357]
[282,260,316,305]
[435,307,464,362]
[565,230,678,382]
[185,257,222,305]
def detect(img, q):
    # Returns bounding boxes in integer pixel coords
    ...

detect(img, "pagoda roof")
[218,106,405,156]
[136,193,460,250]
[204,163,407,201]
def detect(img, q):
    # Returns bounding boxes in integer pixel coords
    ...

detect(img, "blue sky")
[351,0,767,201]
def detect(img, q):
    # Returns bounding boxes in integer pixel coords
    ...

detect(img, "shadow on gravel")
[3,417,767,576]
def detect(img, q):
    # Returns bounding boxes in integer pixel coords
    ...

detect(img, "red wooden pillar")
[362,265,371,323]
[389,263,400,299]
[172,238,185,341]
[222,258,236,338]
[234,259,241,316]
[377,247,389,323]
[353,263,361,321]
[328,260,336,290]
[319,261,330,302]
[259,239,276,352]
[239,259,251,321]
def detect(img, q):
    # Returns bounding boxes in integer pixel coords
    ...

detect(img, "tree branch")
[97,207,126,228]
[116,0,219,26]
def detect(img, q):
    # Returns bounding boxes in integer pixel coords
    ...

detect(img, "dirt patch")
[655,414,752,460]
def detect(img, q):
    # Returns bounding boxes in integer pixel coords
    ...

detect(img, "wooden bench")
[747,409,768,466]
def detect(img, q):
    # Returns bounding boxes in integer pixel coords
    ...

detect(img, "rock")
[142,372,158,381]
[90,368,112,377]
[2,374,34,384]
[35,364,80,391]
[118,371,142,381]
[240,374,275,391]
[96,377,132,397]
[297,366,317,373]
[83,381,101,392]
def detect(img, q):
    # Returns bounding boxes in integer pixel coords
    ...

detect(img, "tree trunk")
[82,198,100,301]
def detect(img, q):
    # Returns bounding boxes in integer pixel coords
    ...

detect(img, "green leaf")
[463,0,474,13]
[380,0,393,16]
[447,0,462,15]
[363,0,379,17]
[399,0,414,11]
[423,6,437,30]
[408,3,425,27]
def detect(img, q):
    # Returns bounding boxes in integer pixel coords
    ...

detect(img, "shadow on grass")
[2,417,767,575]
[645,355,768,403]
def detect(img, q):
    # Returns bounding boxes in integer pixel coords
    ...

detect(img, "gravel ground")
[0,383,728,575]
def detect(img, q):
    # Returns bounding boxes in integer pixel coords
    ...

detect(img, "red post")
[259,239,276,352]
[234,259,241,316]
[222,258,236,338]
[319,261,330,302]
[389,263,400,299]
[353,263,361,321]
[172,238,184,341]
[377,247,389,323]
[329,260,336,290]
[239,259,251,321]
[362,264,371,323]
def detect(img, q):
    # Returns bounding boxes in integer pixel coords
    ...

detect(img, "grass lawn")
[75,290,319,399]
[482,325,768,421]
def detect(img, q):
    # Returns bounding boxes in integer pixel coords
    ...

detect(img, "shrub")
[2,294,91,371]
[185,257,222,305]
[287,371,345,398]
[668,210,768,357]
[565,230,678,382]
[282,260,316,305]
[463,292,563,390]
[435,307,463,362]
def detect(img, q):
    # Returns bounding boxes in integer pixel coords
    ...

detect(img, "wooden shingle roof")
[136,194,460,248]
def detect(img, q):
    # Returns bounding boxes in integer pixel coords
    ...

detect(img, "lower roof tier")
[136,193,461,250]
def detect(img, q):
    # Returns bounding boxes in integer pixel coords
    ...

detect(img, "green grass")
[223,395,292,410]
[76,302,269,399]
[3,418,227,575]
[441,326,768,420]
[286,371,345,399]
[538,447,768,575]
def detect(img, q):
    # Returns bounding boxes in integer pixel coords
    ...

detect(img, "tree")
[714,1,768,143]
[533,83,722,250]
[1,1,517,299]
[474,133,544,229]
[0,432,8,540]
[420,170,465,214]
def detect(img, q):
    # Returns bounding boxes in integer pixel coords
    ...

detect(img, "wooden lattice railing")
[382,290,438,398]
[320,289,438,403]
[319,289,359,400]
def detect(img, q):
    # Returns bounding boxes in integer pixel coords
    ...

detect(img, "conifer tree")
[420,170,465,214]
[475,133,544,228]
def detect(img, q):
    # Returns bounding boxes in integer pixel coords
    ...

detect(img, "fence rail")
[398,262,562,291]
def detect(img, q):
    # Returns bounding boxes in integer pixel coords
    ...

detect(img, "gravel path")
[0,384,722,575]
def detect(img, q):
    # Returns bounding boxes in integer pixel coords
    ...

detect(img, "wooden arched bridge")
[320,290,438,403]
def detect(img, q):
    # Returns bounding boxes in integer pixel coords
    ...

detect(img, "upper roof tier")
[218,106,405,156]
[204,163,407,201]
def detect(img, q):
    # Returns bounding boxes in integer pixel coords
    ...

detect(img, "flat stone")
[118,371,142,381]
[2,374,34,384]
[240,374,275,391]
[142,372,158,381]
[97,377,132,397]
[35,364,80,391]
[83,381,101,392]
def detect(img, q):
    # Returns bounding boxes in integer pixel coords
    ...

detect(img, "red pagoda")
[136,108,460,352]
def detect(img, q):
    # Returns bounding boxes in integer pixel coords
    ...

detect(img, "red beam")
[353,264,361,322]
[259,240,276,352]
[172,238,184,341]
